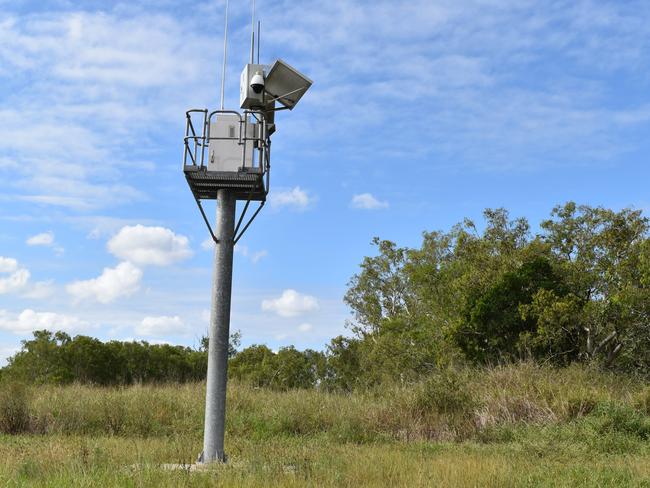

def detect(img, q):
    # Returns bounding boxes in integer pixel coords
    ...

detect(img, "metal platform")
[184,165,266,201]
[183,109,270,202]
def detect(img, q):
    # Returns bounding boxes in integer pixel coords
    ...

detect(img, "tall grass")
[0,362,645,442]
[2,363,650,486]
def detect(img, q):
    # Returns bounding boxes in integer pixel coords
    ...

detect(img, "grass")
[2,362,650,486]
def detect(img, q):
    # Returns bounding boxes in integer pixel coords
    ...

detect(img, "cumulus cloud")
[0,257,30,294]
[26,231,54,246]
[0,309,88,334]
[107,225,192,267]
[262,289,319,317]
[136,315,189,337]
[66,261,142,304]
[351,193,389,210]
[298,323,313,332]
[21,281,56,300]
[269,187,313,210]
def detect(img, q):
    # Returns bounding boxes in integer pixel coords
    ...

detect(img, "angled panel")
[264,59,313,110]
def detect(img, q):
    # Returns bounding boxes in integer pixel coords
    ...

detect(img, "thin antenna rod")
[257,21,260,64]
[250,0,256,64]
[220,0,230,110]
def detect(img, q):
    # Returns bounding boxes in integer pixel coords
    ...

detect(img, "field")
[3,363,650,487]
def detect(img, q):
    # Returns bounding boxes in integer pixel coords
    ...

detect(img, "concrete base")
[160,463,214,472]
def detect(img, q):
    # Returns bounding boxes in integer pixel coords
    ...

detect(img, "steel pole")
[200,189,236,463]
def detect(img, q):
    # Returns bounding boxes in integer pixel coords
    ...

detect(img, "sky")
[1,0,650,364]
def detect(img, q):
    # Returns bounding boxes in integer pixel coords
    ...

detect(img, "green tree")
[323,336,362,391]
[527,203,650,368]
[455,256,567,363]
[229,345,277,387]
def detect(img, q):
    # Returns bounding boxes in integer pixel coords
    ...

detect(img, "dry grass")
[1,362,650,486]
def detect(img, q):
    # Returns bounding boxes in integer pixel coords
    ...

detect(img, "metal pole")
[200,189,236,463]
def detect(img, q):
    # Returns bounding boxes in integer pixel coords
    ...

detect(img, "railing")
[183,109,271,180]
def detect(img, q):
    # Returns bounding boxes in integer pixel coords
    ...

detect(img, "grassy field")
[3,363,650,486]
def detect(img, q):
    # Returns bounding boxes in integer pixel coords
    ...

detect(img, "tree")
[529,203,650,368]
[323,336,362,391]
[229,345,277,387]
[455,256,567,363]
[344,238,413,337]
[4,330,70,383]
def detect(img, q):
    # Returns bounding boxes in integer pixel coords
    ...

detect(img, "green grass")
[2,363,650,486]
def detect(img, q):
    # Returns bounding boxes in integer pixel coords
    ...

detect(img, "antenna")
[250,0,256,64]
[257,21,260,64]
[220,0,230,110]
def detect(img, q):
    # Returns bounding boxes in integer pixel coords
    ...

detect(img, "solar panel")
[264,59,313,110]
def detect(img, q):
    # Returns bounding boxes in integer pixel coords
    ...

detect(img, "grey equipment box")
[207,114,256,172]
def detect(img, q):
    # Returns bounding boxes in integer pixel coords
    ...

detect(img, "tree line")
[2,202,649,389]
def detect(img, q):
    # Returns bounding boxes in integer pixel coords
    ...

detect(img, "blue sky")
[1,0,650,364]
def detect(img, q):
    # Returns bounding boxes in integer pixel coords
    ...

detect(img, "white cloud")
[251,250,268,264]
[107,225,192,267]
[136,315,189,337]
[261,289,320,318]
[298,323,313,332]
[0,309,88,334]
[0,11,210,211]
[269,187,313,210]
[0,257,19,273]
[66,261,142,304]
[0,257,30,294]
[351,193,389,210]
[21,280,56,300]
[26,231,54,246]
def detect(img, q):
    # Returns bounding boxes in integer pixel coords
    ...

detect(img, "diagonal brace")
[194,197,219,244]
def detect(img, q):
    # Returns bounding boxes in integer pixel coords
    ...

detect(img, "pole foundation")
[200,189,236,463]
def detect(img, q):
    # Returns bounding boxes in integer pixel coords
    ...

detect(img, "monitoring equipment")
[182,1,313,465]
[240,63,266,109]
[239,60,312,111]
[250,71,265,94]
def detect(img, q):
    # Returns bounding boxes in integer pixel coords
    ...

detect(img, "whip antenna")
[257,20,260,64]
[220,0,230,109]
[250,0,256,64]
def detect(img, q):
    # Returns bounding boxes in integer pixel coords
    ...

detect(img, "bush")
[0,381,31,434]
[412,370,475,417]
[590,402,650,440]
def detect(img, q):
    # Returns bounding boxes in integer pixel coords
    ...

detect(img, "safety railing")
[183,109,271,178]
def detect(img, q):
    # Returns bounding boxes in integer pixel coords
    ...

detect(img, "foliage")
[229,345,325,390]
[3,331,211,385]
[458,255,568,363]
[342,203,650,381]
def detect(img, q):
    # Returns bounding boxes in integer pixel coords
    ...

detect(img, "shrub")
[412,370,475,417]
[0,381,31,434]
[592,403,650,440]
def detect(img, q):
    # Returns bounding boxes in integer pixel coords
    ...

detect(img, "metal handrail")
[183,109,208,169]
[184,108,271,187]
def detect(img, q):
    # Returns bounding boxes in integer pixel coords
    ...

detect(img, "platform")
[182,109,271,203]
[183,165,266,201]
